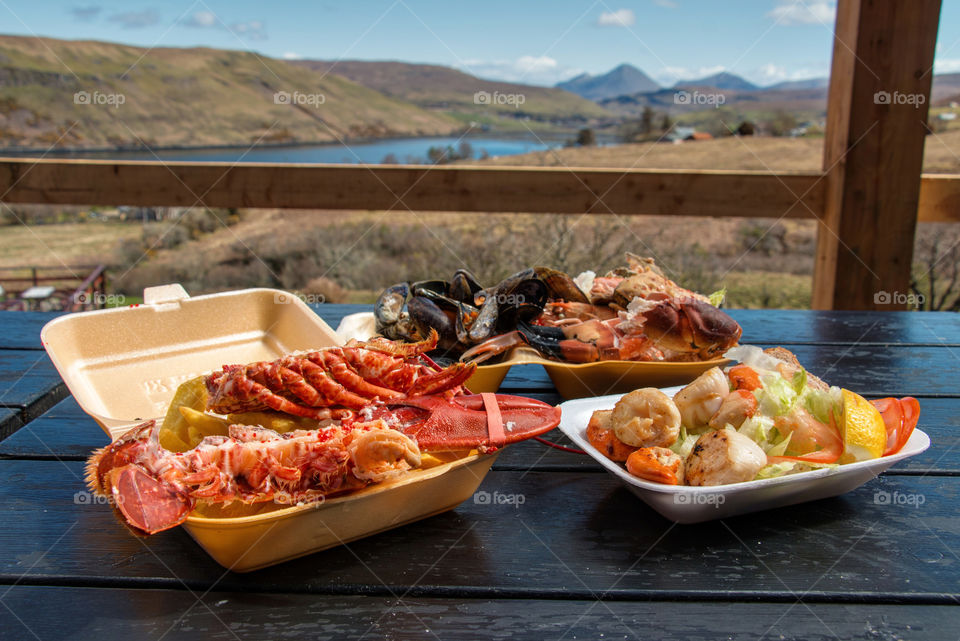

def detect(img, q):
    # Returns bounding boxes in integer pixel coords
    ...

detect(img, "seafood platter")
[42,284,560,571]
[372,253,745,397]
[558,345,927,522]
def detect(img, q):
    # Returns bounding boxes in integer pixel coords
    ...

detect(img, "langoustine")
[86,419,421,534]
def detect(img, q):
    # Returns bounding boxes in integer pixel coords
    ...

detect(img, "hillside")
[0,36,460,149]
[556,64,660,101]
[676,71,758,91]
[293,59,611,128]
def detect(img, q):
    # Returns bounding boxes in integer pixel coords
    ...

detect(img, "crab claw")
[643,298,741,358]
[359,393,561,452]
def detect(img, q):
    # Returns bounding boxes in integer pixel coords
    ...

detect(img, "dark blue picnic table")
[0,306,958,640]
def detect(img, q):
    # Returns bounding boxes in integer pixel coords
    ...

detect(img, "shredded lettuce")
[756,462,797,479]
[669,426,699,459]
[708,288,727,307]
[800,385,843,425]
[737,415,792,455]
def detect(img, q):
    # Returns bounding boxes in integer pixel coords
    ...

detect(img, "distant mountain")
[675,72,758,92]
[0,35,460,149]
[295,60,611,120]
[766,77,829,91]
[555,64,660,101]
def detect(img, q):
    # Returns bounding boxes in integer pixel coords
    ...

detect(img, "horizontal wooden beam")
[0,158,823,219]
[918,174,960,222]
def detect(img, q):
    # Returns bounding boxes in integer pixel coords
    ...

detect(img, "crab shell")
[642,298,742,359]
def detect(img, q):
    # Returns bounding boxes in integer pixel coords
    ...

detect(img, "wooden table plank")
[0,586,956,641]
[0,407,21,441]
[0,311,61,350]
[0,350,66,423]
[4,309,960,356]
[1,461,956,600]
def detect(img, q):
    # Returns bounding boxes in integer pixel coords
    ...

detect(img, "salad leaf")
[708,288,727,307]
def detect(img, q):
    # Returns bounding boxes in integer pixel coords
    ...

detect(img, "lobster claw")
[361,393,561,452]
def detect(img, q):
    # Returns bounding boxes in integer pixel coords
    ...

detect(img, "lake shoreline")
[0,132,574,156]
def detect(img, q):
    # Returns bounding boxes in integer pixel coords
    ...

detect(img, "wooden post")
[813,0,942,309]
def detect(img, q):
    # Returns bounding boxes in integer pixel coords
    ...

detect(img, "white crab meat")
[684,429,767,486]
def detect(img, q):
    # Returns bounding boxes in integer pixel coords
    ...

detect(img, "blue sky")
[2,1,958,87]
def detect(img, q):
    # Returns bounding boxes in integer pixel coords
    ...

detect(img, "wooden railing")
[0,0,954,309]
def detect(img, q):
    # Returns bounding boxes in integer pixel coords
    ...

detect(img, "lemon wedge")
[840,389,886,463]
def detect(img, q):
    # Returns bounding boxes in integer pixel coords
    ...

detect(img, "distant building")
[661,125,696,143]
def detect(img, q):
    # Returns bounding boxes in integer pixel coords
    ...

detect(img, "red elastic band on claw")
[480,392,506,449]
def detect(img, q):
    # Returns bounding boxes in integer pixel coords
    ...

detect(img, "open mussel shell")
[450,269,482,303]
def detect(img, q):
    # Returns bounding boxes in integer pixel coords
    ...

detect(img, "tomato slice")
[893,397,920,455]
[871,397,903,456]
[871,396,920,456]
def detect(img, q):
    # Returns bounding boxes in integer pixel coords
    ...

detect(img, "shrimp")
[684,429,767,486]
[586,409,637,461]
[708,389,758,430]
[626,447,684,485]
[771,406,842,464]
[673,367,729,429]
[609,388,681,448]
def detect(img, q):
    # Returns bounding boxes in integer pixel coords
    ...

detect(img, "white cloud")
[282,52,302,60]
[179,11,267,41]
[935,58,960,74]
[460,56,582,85]
[109,10,160,29]
[232,20,267,41]
[768,1,836,26]
[182,10,217,28]
[597,9,636,27]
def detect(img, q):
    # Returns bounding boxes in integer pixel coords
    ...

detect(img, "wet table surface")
[0,306,958,640]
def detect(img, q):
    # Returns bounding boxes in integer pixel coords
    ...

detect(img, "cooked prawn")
[771,406,842,464]
[708,389,759,430]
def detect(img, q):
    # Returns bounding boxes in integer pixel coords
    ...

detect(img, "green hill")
[0,35,461,149]
[294,60,612,131]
